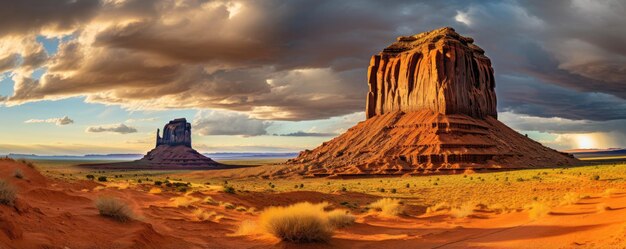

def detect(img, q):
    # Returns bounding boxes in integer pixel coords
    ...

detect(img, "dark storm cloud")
[1,0,626,124]
[0,0,100,36]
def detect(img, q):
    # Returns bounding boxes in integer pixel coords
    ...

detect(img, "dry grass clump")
[192,209,223,222]
[148,188,162,194]
[426,202,451,214]
[95,197,135,222]
[204,196,219,205]
[170,196,200,207]
[233,220,262,236]
[451,202,475,218]
[603,188,619,198]
[560,192,581,205]
[368,198,405,217]
[258,202,334,242]
[0,180,17,206]
[487,203,508,214]
[526,202,550,220]
[326,209,355,228]
[13,169,24,179]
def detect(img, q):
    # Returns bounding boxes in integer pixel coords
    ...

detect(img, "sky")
[1,0,625,155]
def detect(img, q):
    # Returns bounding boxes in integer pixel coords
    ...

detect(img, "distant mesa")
[138,118,220,168]
[81,118,223,169]
[287,27,578,176]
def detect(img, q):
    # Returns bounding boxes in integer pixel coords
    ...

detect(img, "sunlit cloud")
[24,116,74,126]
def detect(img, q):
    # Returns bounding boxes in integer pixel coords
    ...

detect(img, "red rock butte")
[288,27,578,176]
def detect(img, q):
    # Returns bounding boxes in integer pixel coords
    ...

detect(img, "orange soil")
[1,159,625,248]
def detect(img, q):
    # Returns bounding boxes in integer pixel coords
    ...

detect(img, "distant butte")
[81,118,224,170]
[285,27,578,176]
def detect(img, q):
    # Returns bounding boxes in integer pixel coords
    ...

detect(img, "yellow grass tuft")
[233,220,262,236]
[0,180,17,206]
[368,198,405,217]
[451,202,475,218]
[95,197,135,222]
[426,202,451,214]
[326,209,355,228]
[148,188,162,194]
[527,202,550,220]
[204,196,219,205]
[258,202,333,242]
[193,208,219,221]
[170,196,200,207]
[560,192,580,205]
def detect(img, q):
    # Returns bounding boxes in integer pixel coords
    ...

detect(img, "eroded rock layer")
[289,110,577,176]
[366,27,497,119]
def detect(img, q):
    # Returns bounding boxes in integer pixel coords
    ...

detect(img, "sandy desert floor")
[3,158,626,248]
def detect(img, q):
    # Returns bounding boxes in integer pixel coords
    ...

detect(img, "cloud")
[86,123,137,134]
[276,131,338,137]
[0,0,624,126]
[193,110,271,136]
[24,116,74,126]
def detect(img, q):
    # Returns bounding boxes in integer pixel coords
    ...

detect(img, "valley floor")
[2,158,626,248]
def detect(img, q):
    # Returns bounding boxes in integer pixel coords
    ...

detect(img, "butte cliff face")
[284,27,577,177]
[366,27,497,119]
[156,118,192,147]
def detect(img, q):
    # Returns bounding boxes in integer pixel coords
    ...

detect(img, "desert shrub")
[223,185,236,194]
[95,197,134,222]
[193,209,218,221]
[236,206,247,212]
[0,180,17,206]
[204,196,219,205]
[221,202,236,209]
[148,188,162,194]
[368,198,405,217]
[259,202,333,242]
[426,202,451,214]
[591,175,600,181]
[13,169,23,179]
[326,209,355,228]
[560,192,580,205]
[86,175,95,180]
[451,202,475,218]
[300,183,304,188]
[340,187,347,192]
[390,188,397,194]
[154,181,162,186]
[97,176,107,182]
[234,220,261,236]
[527,202,550,220]
[170,196,199,207]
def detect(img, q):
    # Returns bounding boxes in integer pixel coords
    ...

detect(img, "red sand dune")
[3,159,626,248]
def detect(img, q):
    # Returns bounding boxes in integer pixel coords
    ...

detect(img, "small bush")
[97,176,107,182]
[95,197,134,222]
[591,175,600,181]
[13,169,24,179]
[86,175,95,180]
[0,180,17,206]
[390,188,397,194]
[368,198,405,217]
[170,196,199,207]
[204,196,219,205]
[259,202,333,242]
[193,209,218,221]
[527,202,550,220]
[451,202,475,218]
[426,202,451,214]
[560,192,580,205]
[148,188,162,194]
[223,185,235,194]
[326,209,355,228]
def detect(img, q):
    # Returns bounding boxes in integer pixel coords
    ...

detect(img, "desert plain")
[1,154,626,248]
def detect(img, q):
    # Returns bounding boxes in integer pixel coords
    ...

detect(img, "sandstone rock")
[286,27,578,176]
[366,27,497,119]
[156,118,191,147]
[138,118,219,168]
